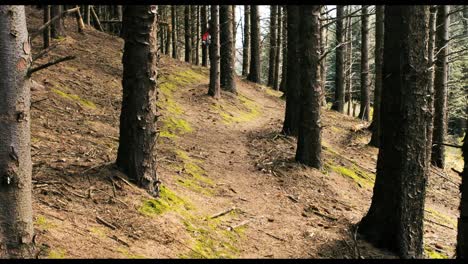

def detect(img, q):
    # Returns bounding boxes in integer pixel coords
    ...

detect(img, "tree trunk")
[201,5,208,67]
[220,5,237,93]
[319,6,328,106]
[43,5,50,49]
[331,5,345,113]
[345,10,353,116]
[358,6,431,259]
[0,5,35,258]
[431,5,450,169]
[242,5,250,76]
[184,6,191,63]
[281,6,301,137]
[358,5,370,121]
[247,5,261,83]
[232,5,236,59]
[195,6,200,65]
[457,131,468,258]
[425,6,437,160]
[116,5,159,196]
[171,6,178,59]
[267,5,277,87]
[190,6,197,64]
[279,6,287,92]
[166,8,172,56]
[295,6,322,169]
[273,6,281,91]
[50,5,64,39]
[369,6,385,147]
[208,5,221,99]
[84,5,90,25]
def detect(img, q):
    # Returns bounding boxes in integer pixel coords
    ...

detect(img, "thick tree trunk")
[43,5,50,49]
[279,6,287,93]
[220,5,237,93]
[50,5,64,39]
[331,5,345,113]
[184,6,191,63]
[242,5,250,77]
[358,6,431,259]
[369,6,385,147]
[0,6,35,258]
[116,5,159,196]
[208,5,221,98]
[273,6,281,91]
[247,5,261,83]
[431,5,450,169]
[171,6,178,59]
[457,131,468,258]
[201,5,208,67]
[281,6,301,137]
[267,5,277,87]
[295,6,322,169]
[358,5,370,120]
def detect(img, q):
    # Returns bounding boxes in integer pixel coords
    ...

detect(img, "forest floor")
[26,8,462,259]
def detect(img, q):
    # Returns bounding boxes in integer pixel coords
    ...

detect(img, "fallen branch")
[228,219,251,231]
[28,55,76,76]
[425,217,455,230]
[210,207,236,219]
[96,215,117,230]
[30,7,80,41]
[432,141,462,149]
[258,229,286,242]
[32,42,60,61]
[90,6,104,31]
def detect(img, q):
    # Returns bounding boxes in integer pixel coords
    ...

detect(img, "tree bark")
[345,10,353,116]
[267,5,277,87]
[295,5,322,169]
[331,5,345,113]
[190,6,197,64]
[50,5,64,39]
[171,6,178,59]
[457,131,468,258]
[358,5,370,121]
[319,6,328,106]
[116,5,159,196]
[208,5,221,99]
[0,5,35,258]
[201,5,208,67]
[195,6,200,65]
[84,5,90,25]
[220,5,237,93]
[425,6,437,160]
[184,6,192,63]
[273,6,281,91]
[242,5,250,77]
[431,5,450,169]
[247,5,261,83]
[282,6,301,137]
[279,6,287,92]
[43,5,50,49]
[358,6,431,259]
[369,6,385,147]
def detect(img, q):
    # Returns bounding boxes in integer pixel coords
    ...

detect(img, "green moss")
[325,162,375,189]
[138,185,194,217]
[35,215,56,230]
[265,88,283,98]
[176,176,214,196]
[425,207,457,227]
[160,116,193,139]
[180,217,240,259]
[212,94,261,125]
[175,149,214,186]
[89,227,107,239]
[52,88,97,109]
[48,249,66,259]
[117,247,146,259]
[424,246,448,259]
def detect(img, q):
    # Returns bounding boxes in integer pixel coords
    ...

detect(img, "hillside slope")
[26,7,460,259]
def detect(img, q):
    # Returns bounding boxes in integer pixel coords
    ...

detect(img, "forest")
[0,4,467,259]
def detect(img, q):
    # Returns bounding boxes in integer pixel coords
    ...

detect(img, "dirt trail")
[25,8,461,259]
